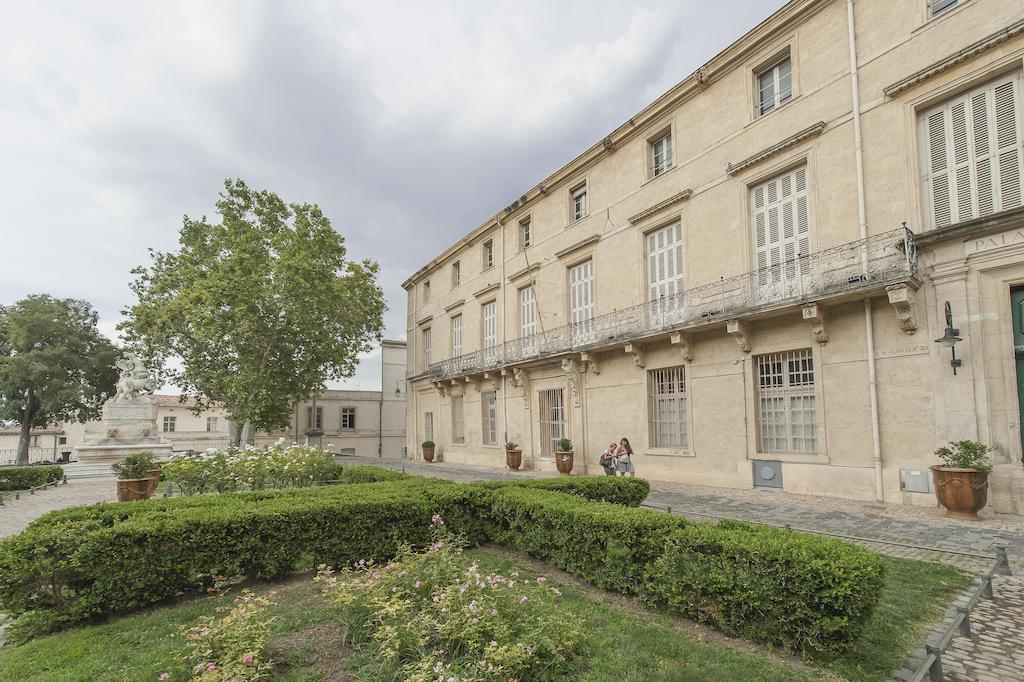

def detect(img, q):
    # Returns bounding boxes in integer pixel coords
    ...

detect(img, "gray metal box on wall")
[753,460,783,489]
[900,469,932,493]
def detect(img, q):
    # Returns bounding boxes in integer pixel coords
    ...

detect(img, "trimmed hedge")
[478,475,650,507]
[0,465,63,491]
[491,488,886,655]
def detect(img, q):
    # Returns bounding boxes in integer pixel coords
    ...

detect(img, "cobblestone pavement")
[0,477,116,538]
[347,455,1024,681]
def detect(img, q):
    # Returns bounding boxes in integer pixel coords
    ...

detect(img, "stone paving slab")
[0,477,116,538]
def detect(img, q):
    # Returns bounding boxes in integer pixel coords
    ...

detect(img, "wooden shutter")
[520,286,536,337]
[751,166,809,293]
[482,302,496,349]
[451,315,462,356]
[922,73,1023,228]
[569,260,594,324]
[647,223,684,302]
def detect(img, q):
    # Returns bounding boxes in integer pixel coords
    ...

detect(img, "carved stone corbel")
[481,372,499,392]
[886,283,918,335]
[560,358,582,407]
[510,367,531,408]
[802,303,829,344]
[465,375,481,392]
[727,319,751,353]
[580,352,600,374]
[624,343,646,368]
[669,331,694,363]
[433,381,448,397]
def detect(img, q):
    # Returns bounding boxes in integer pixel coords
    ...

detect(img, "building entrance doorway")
[1013,287,1024,461]
[538,389,566,460]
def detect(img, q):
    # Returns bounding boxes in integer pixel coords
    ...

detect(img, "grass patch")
[0,549,967,681]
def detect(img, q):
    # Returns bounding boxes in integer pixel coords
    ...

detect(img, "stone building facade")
[403,0,1024,513]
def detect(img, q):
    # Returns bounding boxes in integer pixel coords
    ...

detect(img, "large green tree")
[0,295,119,464]
[121,179,386,443]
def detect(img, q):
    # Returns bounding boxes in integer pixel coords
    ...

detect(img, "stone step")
[60,462,116,479]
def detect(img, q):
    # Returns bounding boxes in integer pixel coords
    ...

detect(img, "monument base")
[74,442,174,464]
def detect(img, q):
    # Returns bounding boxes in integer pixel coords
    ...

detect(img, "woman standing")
[615,437,635,478]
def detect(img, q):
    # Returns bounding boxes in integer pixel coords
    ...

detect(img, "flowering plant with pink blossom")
[315,514,580,681]
[177,589,276,681]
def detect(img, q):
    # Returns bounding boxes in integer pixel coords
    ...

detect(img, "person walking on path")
[615,438,635,478]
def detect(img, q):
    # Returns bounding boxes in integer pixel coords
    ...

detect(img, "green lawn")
[0,548,967,682]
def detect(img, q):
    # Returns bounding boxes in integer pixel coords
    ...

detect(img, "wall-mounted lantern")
[934,301,962,375]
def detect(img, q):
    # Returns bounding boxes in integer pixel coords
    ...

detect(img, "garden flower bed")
[161,442,345,494]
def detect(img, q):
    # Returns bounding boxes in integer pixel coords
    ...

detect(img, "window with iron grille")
[451,395,465,444]
[483,240,494,270]
[163,416,176,433]
[424,411,434,443]
[538,389,565,458]
[481,391,497,445]
[648,366,687,448]
[340,407,356,430]
[755,350,817,453]
[570,183,588,221]
[929,0,958,16]
[650,131,673,177]
[757,55,792,116]
[919,73,1022,229]
[519,217,532,248]
[305,406,323,431]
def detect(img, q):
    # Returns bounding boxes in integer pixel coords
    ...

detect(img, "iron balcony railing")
[428,226,917,381]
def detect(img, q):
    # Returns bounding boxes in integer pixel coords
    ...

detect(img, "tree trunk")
[229,420,241,447]
[16,390,37,466]
[241,421,254,446]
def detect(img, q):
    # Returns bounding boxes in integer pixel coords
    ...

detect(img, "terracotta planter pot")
[555,450,574,476]
[506,450,523,471]
[147,467,162,494]
[423,447,435,463]
[931,465,989,520]
[117,478,154,502]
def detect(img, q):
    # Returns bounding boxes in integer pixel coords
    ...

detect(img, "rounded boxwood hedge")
[0,465,63,491]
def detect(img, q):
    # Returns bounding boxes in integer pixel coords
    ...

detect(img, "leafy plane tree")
[121,179,386,444]
[0,295,119,465]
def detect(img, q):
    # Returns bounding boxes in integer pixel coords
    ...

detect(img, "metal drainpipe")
[847,0,884,501]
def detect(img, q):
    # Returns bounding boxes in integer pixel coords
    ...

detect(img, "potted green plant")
[931,440,992,520]
[422,440,436,463]
[555,438,574,476]
[505,440,523,471]
[112,452,158,501]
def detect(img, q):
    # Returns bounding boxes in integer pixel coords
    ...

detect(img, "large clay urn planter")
[506,449,523,471]
[555,450,574,476]
[931,465,989,520]
[117,478,154,502]
[146,467,162,494]
[423,447,435,463]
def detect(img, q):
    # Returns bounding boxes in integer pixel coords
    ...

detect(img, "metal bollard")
[0,491,4,506]
[666,505,672,514]
[925,644,944,682]
[14,491,20,500]
[993,541,1013,576]
[955,605,972,637]
[63,475,68,485]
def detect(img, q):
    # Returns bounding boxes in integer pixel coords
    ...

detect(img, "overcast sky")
[0,0,786,390]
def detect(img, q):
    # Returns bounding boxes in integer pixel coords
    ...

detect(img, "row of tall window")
[162,416,219,433]
[303,406,358,431]
[435,349,816,455]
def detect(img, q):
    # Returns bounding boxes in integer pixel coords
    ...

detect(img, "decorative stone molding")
[624,342,646,368]
[628,189,693,225]
[602,136,615,152]
[727,319,752,353]
[481,372,499,392]
[884,19,1024,98]
[580,352,600,375]
[725,122,826,176]
[560,358,582,407]
[465,375,480,392]
[433,381,448,397]
[669,331,694,362]
[802,303,828,344]
[507,263,541,283]
[473,283,500,298]
[416,314,433,326]
[510,367,531,408]
[555,234,601,260]
[886,283,918,335]
[443,299,466,313]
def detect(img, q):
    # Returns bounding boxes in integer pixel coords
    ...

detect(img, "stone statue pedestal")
[74,396,172,463]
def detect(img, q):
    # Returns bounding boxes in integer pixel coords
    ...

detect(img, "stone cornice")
[726,121,826,176]
[443,299,466,313]
[507,263,541,283]
[629,189,693,225]
[884,18,1024,98]
[473,282,500,299]
[913,206,1024,248]
[401,0,832,289]
[555,234,601,260]
[416,314,433,326]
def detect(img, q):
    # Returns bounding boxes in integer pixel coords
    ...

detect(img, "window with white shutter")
[481,301,497,363]
[422,327,432,368]
[481,391,497,445]
[921,73,1023,229]
[451,395,465,444]
[646,223,684,324]
[751,165,810,303]
[568,260,594,345]
[451,315,462,357]
[520,286,538,355]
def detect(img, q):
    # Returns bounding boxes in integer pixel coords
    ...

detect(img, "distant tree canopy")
[0,295,119,464]
[121,179,386,443]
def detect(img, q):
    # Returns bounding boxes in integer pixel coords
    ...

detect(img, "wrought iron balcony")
[428,227,916,381]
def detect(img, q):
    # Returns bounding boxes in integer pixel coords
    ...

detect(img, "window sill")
[751,451,827,465]
[566,214,590,229]
[481,444,501,449]
[642,164,679,188]
[643,448,694,458]
[744,94,801,129]
[914,1,971,34]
